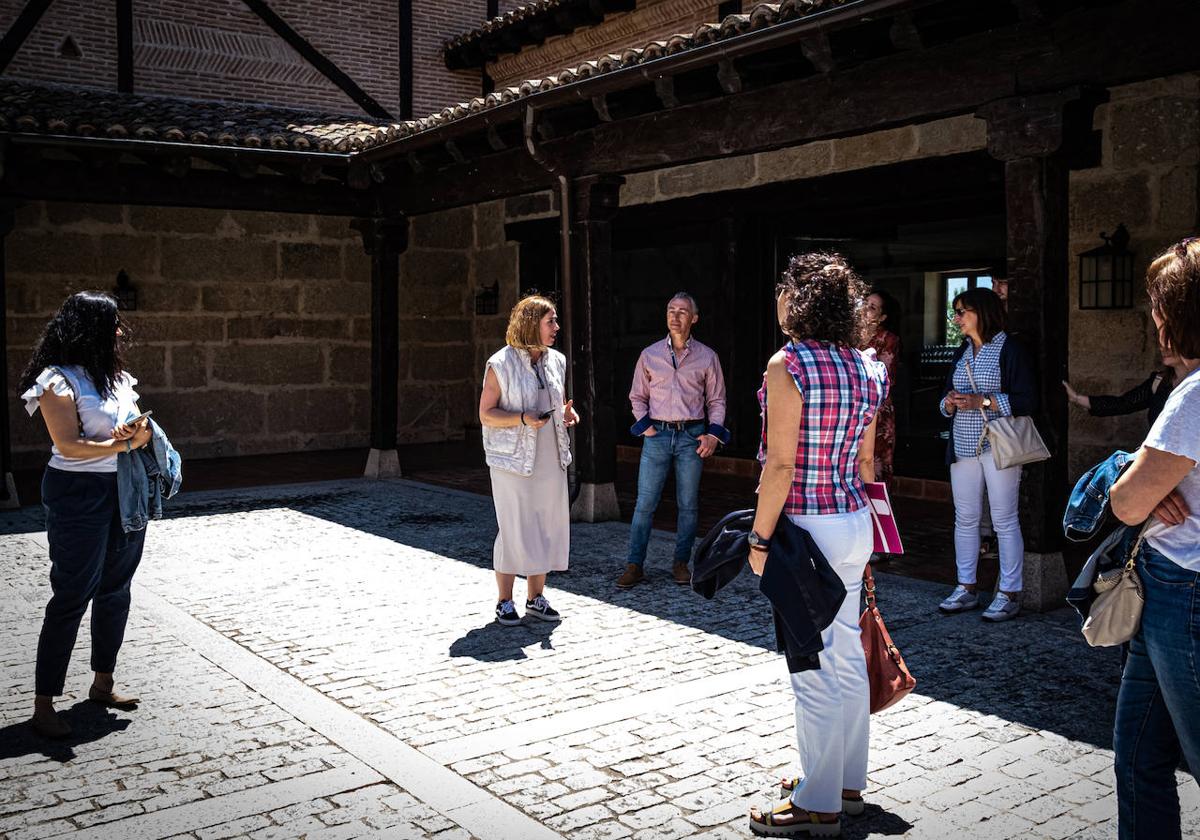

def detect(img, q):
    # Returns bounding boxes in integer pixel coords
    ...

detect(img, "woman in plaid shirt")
[747,252,888,836]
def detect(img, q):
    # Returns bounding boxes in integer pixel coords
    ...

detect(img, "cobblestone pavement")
[2,478,1197,839]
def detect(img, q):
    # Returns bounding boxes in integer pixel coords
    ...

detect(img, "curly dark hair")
[776,251,867,346]
[1146,237,1200,360]
[19,291,130,399]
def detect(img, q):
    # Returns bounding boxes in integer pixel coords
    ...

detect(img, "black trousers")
[35,467,146,697]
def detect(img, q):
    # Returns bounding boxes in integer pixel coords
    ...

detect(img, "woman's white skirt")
[489,423,570,576]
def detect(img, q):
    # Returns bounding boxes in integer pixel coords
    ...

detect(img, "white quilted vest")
[482,345,573,476]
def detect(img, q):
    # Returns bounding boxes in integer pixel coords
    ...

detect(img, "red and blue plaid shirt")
[757,340,889,515]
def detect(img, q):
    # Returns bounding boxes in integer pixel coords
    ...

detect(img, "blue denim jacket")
[1062,450,1133,542]
[116,419,182,532]
[1062,449,1136,620]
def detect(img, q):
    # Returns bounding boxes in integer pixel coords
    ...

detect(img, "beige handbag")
[963,356,1051,470]
[1082,522,1152,647]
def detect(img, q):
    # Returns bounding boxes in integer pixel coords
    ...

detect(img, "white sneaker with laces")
[938,585,979,613]
[982,592,1021,622]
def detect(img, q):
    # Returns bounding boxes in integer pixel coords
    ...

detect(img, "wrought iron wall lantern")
[1078,224,1134,310]
[474,281,499,315]
[113,269,137,311]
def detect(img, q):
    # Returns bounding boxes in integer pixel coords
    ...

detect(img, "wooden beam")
[799,31,835,73]
[117,0,134,92]
[568,175,623,518]
[0,155,381,216]
[889,12,923,50]
[591,94,613,122]
[352,216,408,472]
[717,59,743,95]
[240,0,394,120]
[0,0,55,73]
[398,0,413,119]
[653,76,679,109]
[0,205,16,505]
[389,0,1200,214]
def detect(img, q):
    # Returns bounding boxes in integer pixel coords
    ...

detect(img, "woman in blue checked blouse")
[938,287,1037,622]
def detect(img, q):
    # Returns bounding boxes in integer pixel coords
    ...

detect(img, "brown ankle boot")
[616,564,645,589]
[89,684,140,708]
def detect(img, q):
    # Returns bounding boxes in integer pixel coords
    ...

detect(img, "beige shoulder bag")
[963,355,1051,470]
[1082,521,1152,647]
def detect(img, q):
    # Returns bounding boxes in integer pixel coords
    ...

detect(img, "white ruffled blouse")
[21,366,140,472]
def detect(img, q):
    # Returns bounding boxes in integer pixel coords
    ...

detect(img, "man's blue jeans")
[626,421,704,567]
[1113,545,1200,840]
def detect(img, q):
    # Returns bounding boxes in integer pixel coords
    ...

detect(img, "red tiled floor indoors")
[14,442,1089,590]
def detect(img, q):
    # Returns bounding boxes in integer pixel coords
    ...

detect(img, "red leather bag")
[860,566,916,713]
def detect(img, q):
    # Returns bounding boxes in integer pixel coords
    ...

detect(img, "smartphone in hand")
[125,410,153,425]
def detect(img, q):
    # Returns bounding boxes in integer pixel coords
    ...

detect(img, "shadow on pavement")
[0,478,1125,751]
[846,805,915,838]
[0,701,133,763]
[449,620,559,662]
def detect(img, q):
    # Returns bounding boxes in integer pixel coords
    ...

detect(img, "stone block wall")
[1066,72,1200,477]
[400,200,518,444]
[5,200,519,467]
[4,203,374,465]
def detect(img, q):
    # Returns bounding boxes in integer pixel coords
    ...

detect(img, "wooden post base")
[0,473,18,509]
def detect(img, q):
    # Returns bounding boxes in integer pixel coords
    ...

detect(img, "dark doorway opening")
[610,151,1006,478]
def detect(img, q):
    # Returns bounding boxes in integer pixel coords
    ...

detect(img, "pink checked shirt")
[758,340,889,515]
[629,337,729,442]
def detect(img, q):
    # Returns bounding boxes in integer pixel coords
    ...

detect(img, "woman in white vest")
[479,294,579,625]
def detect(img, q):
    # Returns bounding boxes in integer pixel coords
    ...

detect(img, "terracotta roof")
[405,0,856,142]
[1,0,859,155]
[0,79,402,153]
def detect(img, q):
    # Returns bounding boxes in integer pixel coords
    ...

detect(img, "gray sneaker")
[982,592,1021,622]
[938,585,979,613]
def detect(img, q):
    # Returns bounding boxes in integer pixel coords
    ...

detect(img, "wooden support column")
[0,206,18,507]
[977,88,1102,610]
[568,174,623,522]
[353,216,408,478]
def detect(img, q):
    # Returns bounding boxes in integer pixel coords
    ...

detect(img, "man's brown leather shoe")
[89,685,140,708]
[672,563,691,585]
[616,564,645,589]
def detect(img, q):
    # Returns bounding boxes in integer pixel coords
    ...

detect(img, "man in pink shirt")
[618,292,729,588]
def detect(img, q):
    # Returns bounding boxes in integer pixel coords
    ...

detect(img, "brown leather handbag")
[860,566,916,713]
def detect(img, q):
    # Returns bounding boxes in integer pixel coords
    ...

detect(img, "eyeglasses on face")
[952,307,972,318]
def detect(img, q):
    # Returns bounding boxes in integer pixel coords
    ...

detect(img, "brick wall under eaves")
[0,0,486,118]
[487,0,723,89]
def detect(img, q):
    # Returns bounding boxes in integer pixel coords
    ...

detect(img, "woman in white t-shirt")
[17,292,152,739]
[1109,238,1200,840]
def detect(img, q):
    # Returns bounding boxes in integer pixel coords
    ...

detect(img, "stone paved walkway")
[1,478,1197,839]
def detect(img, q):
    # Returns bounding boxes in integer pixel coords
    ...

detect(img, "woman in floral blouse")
[860,289,901,485]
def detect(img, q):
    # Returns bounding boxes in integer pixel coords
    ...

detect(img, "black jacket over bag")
[692,509,847,673]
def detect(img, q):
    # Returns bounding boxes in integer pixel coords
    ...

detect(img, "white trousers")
[785,508,872,813]
[950,454,1024,592]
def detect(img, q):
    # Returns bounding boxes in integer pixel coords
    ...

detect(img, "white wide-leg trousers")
[785,507,873,813]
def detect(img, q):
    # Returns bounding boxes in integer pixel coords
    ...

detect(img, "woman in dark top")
[1063,346,1185,427]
